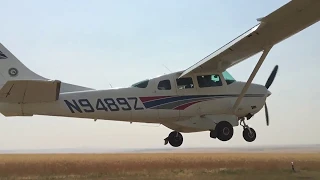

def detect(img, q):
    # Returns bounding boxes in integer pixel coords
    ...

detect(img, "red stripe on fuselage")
[173,100,203,110]
[173,98,213,110]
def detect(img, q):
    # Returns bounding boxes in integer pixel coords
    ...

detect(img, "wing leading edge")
[180,0,320,78]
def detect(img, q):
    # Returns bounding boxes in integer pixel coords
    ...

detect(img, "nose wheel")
[164,131,183,147]
[240,118,256,142]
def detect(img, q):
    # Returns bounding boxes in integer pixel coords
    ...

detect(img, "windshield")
[222,71,236,84]
[131,79,149,88]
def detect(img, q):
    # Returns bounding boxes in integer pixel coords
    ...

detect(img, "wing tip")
[257,16,267,22]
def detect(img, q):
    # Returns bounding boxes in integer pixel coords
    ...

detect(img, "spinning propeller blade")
[264,65,278,126]
[265,65,278,89]
[264,102,269,126]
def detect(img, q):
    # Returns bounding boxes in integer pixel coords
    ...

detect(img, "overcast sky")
[0,0,319,150]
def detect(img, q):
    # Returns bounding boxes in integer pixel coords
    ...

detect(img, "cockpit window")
[222,71,236,85]
[176,77,194,89]
[197,74,223,88]
[158,80,171,90]
[131,79,149,88]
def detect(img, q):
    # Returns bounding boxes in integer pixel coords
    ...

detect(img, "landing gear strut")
[240,118,256,142]
[164,131,183,147]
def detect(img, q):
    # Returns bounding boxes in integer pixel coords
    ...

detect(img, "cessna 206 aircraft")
[0,0,319,147]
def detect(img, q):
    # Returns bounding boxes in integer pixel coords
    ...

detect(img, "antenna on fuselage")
[162,64,172,74]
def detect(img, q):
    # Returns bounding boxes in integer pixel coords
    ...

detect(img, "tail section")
[0,43,93,92]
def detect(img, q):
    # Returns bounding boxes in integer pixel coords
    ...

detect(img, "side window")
[197,74,223,88]
[131,80,149,88]
[158,80,171,90]
[176,77,194,89]
[222,71,236,85]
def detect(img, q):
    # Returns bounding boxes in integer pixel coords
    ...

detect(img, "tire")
[210,130,217,139]
[216,121,234,141]
[243,128,256,142]
[168,131,183,147]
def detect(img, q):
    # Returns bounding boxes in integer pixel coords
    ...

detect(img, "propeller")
[264,102,269,126]
[265,65,279,89]
[264,65,278,126]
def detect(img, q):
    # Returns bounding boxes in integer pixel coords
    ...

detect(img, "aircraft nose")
[255,83,271,97]
[267,89,272,97]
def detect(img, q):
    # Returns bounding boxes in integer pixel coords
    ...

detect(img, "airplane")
[0,0,319,148]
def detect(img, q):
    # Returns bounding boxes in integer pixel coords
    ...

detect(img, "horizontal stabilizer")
[0,80,61,104]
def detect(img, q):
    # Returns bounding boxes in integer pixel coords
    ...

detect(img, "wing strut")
[232,46,273,114]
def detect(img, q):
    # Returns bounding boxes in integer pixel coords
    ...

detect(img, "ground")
[0,152,319,179]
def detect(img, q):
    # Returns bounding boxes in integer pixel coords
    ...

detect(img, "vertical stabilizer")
[0,43,93,92]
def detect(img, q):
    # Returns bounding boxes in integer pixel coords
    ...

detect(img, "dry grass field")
[0,153,319,179]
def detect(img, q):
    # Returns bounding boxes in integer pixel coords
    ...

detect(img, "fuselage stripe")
[141,94,265,109]
[173,99,212,110]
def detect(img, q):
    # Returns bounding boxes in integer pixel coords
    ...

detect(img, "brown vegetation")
[0,153,319,179]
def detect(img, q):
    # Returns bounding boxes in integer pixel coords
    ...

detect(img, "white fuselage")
[0,72,270,129]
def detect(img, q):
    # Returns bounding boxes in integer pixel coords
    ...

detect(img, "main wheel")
[215,121,234,141]
[243,128,256,142]
[168,131,183,147]
[210,130,217,139]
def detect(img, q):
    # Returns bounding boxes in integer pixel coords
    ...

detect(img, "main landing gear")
[210,119,256,143]
[210,121,234,141]
[163,120,255,147]
[239,118,256,142]
[164,131,183,147]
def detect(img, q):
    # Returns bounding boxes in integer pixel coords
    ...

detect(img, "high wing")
[180,0,320,77]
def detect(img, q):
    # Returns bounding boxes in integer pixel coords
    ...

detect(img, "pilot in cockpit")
[198,75,220,87]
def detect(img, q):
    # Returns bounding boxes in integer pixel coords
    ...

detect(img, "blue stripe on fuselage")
[143,94,264,109]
